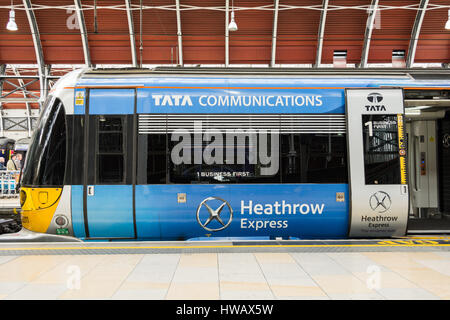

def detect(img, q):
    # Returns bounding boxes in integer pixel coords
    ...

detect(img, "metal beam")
[0,65,6,137]
[359,0,379,68]
[270,0,280,67]
[175,0,183,66]
[1,78,39,99]
[125,0,138,67]
[225,0,230,67]
[11,66,32,137]
[0,75,59,80]
[406,0,429,68]
[22,0,45,103]
[0,98,40,103]
[43,64,51,101]
[74,0,92,68]
[314,0,329,68]
[405,99,450,107]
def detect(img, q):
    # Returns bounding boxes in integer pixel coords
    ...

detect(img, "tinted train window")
[137,132,347,184]
[96,117,125,183]
[281,134,348,183]
[362,114,401,184]
[167,132,280,184]
[22,97,66,186]
[137,134,167,184]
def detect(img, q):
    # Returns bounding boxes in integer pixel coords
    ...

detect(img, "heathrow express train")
[16,68,450,241]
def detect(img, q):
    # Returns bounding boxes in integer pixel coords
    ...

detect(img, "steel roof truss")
[74,0,92,68]
[315,0,329,68]
[360,0,379,68]
[175,0,183,66]
[125,0,138,67]
[406,0,429,68]
[270,0,280,67]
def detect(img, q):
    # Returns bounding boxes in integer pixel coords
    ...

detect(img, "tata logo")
[365,92,386,111]
[369,191,391,213]
[196,197,233,232]
[367,93,383,103]
[152,94,193,106]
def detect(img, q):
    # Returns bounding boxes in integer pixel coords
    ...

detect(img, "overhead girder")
[359,0,379,68]
[22,0,46,104]
[125,0,138,67]
[175,0,183,66]
[270,0,280,67]
[406,0,429,68]
[314,0,329,68]
[74,0,92,68]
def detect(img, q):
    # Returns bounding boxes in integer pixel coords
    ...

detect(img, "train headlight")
[55,215,68,227]
[19,190,27,207]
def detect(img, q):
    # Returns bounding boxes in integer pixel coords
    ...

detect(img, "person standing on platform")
[14,153,22,170]
[6,154,18,171]
[0,157,6,170]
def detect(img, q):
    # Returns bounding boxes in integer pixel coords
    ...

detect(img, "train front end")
[19,70,81,239]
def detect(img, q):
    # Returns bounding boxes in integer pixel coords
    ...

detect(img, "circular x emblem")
[443,133,450,149]
[196,197,233,232]
[369,191,391,213]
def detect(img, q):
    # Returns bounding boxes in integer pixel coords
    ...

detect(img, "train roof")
[80,67,450,79]
[73,67,450,89]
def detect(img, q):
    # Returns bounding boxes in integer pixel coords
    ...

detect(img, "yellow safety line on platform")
[0,243,449,252]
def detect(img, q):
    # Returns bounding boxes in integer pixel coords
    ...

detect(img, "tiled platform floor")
[0,250,449,300]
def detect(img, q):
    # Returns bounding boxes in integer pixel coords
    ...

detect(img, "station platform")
[0,236,449,300]
[0,198,19,213]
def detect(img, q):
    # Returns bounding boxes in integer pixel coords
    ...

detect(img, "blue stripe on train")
[135,184,349,240]
[72,184,348,240]
[71,185,85,238]
[136,88,344,114]
[71,185,134,239]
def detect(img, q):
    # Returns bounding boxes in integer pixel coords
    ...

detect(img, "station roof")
[0,0,449,67]
[0,1,449,137]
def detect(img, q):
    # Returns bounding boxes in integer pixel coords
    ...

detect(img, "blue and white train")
[16,68,450,241]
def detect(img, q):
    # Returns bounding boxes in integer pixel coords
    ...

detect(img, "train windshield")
[22,96,66,186]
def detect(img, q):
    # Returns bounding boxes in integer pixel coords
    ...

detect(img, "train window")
[97,154,124,183]
[362,114,401,184]
[98,133,123,153]
[22,96,67,186]
[137,134,167,184]
[281,133,348,183]
[137,131,347,184]
[96,116,125,183]
[65,116,84,185]
[167,132,280,184]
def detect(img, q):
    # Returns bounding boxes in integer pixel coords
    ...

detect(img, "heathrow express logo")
[369,191,391,213]
[443,133,450,149]
[196,197,233,232]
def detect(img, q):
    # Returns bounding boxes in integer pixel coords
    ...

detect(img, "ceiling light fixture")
[6,0,18,31]
[228,0,238,32]
[445,10,450,30]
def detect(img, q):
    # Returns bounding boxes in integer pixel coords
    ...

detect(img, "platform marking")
[0,241,449,252]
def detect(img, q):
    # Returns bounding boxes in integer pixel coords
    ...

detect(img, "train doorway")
[405,106,450,234]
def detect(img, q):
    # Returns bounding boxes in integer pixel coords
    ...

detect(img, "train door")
[405,110,450,233]
[83,89,136,239]
[407,120,438,217]
[345,88,409,237]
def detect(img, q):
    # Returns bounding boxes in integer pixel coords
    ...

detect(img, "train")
[12,68,450,241]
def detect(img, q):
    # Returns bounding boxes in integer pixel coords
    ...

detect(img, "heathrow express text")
[240,200,325,231]
[361,215,398,229]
